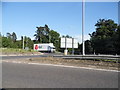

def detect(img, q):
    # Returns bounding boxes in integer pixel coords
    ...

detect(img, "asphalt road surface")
[2,55,46,60]
[1,53,63,60]
[2,61,118,88]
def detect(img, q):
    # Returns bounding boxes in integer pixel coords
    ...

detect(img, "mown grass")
[93,59,119,63]
[0,48,37,54]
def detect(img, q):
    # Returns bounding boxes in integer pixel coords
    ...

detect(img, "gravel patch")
[2,57,119,71]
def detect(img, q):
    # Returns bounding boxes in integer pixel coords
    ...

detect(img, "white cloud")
[17,36,35,40]
[74,34,90,44]
[17,34,90,43]
[31,37,35,40]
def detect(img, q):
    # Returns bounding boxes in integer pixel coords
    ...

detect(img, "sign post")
[61,37,78,55]
[64,37,68,55]
[72,38,74,55]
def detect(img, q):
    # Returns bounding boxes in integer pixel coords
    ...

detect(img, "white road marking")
[2,60,119,72]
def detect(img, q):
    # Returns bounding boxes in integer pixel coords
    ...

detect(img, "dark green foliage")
[34,25,60,51]
[89,19,119,54]
[62,35,72,38]
[85,40,93,54]
[34,24,50,43]
[0,34,2,48]
[114,25,120,54]
[2,33,34,49]
[12,32,17,42]
[79,40,93,54]
[1,20,119,54]
[2,37,12,48]
[6,32,17,42]
[24,36,34,49]
[49,30,60,51]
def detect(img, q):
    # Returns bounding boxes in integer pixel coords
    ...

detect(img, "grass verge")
[1,48,39,55]
[28,57,119,70]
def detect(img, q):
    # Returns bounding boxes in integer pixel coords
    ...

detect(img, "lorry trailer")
[34,43,55,53]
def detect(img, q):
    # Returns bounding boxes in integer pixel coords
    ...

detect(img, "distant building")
[118,1,120,25]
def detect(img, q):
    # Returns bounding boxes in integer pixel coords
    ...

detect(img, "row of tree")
[0,19,120,54]
[89,19,120,55]
[78,19,120,55]
[0,24,60,51]
[1,33,34,49]
[34,24,60,51]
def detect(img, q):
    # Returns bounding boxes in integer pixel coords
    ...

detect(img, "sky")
[2,2,118,43]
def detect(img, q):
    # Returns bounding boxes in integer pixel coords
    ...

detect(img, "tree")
[34,25,61,51]
[89,19,118,54]
[114,25,120,54]
[0,33,2,48]
[2,36,12,48]
[6,33,12,39]
[12,32,17,42]
[34,26,44,43]
[1,32,33,49]
[49,30,60,51]
[85,40,93,54]
[34,24,50,43]
[6,32,17,42]
[24,36,34,49]
[15,40,22,49]
[62,35,72,38]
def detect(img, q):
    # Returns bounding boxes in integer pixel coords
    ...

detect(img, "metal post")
[64,37,68,55]
[72,38,74,55]
[118,1,120,59]
[82,0,85,55]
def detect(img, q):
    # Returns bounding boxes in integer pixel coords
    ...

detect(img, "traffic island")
[2,57,119,71]
[29,57,119,70]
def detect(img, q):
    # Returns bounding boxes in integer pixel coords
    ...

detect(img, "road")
[2,61,118,88]
[2,55,46,60]
[1,53,63,60]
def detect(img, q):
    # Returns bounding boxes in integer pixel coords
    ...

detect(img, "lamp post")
[118,2,120,57]
[82,0,85,55]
